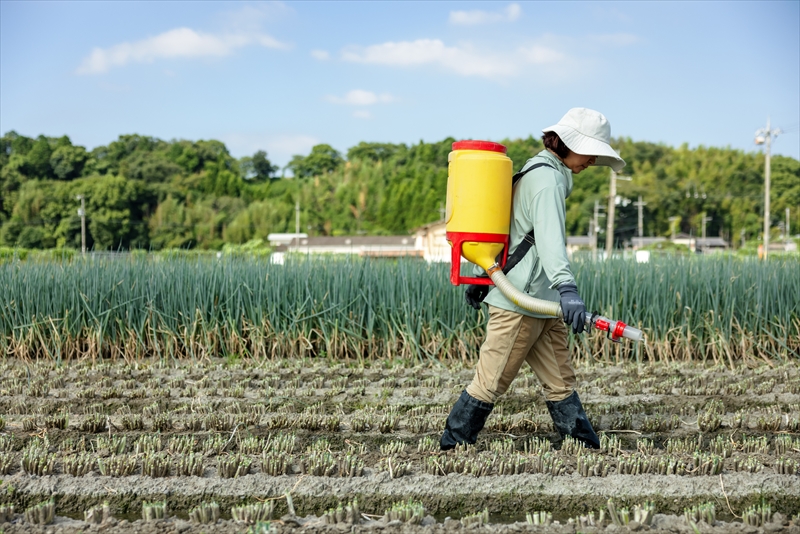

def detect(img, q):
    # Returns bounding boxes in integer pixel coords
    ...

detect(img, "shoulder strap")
[472,162,555,287]
[511,162,554,187]
[499,162,555,273]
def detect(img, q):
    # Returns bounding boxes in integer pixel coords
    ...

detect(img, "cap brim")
[542,124,626,172]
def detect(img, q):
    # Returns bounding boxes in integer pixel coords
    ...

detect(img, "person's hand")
[557,283,587,334]
[465,284,489,310]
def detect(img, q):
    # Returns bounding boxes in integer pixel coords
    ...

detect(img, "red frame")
[447,231,509,286]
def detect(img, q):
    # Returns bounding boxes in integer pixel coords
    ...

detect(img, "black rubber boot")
[545,390,600,449]
[440,390,494,450]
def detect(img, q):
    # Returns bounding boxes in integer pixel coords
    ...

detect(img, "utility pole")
[604,163,631,259]
[634,195,647,239]
[605,169,617,257]
[590,200,605,260]
[76,194,86,254]
[755,118,782,259]
[668,216,679,241]
[786,207,791,241]
[295,200,300,235]
[701,213,712,251]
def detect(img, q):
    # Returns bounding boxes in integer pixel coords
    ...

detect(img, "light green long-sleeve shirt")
[480,149,576,318]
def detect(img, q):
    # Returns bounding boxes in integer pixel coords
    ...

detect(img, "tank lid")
[452,140,507,154]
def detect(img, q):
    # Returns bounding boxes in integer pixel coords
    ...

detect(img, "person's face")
[562,152,597,174]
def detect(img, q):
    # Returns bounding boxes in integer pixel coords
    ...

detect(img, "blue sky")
[2,1,798,167]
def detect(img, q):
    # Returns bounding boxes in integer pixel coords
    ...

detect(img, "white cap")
[542,108,626,172]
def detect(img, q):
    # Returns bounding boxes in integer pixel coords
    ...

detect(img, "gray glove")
[557,283,586,334]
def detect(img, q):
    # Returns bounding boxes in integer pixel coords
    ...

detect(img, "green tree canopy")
[1,130,797,251]
[287,144,343,178]
[240,150,278,182]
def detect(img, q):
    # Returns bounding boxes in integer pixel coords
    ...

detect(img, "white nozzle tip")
[622,326,645,342]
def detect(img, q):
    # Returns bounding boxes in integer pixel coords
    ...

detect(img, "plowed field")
[1,358,799,533]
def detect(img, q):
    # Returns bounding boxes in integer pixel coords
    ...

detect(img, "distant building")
[671,233,694,250]
[413,220,449,263]
[280,235,422,258]
[630,237,667,250]
[267,233,308,247]
[629,233,728,253]
[695,237,728,253]
[282,220,692,264]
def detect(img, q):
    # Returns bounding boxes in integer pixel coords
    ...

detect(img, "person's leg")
[467,308,545,404]
[440,307,543,450]
[525,318,599,449]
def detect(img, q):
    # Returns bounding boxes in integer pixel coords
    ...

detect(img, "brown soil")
[1,358,799,532]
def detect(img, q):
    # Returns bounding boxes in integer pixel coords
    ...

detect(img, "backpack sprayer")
[444,140,643,343]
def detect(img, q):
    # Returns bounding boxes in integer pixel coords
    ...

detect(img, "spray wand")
[584,312,643,343]
[486,263,644,343]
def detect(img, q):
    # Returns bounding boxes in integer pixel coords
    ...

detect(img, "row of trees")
[1,131,798,250]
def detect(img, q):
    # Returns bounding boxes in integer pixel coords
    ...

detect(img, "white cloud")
[515,38,587,84]
[77,27,289,74]
[311,49,330,61]
[518,45,565,64]
[338,31,638,85]
[353,110,372,119]
[449,3,521,26]
[219,2,292,32]
[341,39,515,78]
[325,89,393,106]
[515,32,638,82]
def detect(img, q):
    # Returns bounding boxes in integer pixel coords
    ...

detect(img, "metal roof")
[289,236,414,247]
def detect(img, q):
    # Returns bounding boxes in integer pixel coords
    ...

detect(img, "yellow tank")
[446,140,512,285]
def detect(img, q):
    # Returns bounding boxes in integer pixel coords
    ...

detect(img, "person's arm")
[528,184,575,289]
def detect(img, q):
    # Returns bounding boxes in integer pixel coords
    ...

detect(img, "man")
[441,108,626,450]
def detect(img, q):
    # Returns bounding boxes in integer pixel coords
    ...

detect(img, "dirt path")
[5,470,799,519]
[0,512,797,534]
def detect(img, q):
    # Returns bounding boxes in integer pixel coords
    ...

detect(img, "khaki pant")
[466,305,576,404]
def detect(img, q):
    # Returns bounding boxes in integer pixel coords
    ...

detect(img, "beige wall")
[415,221,450,262]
